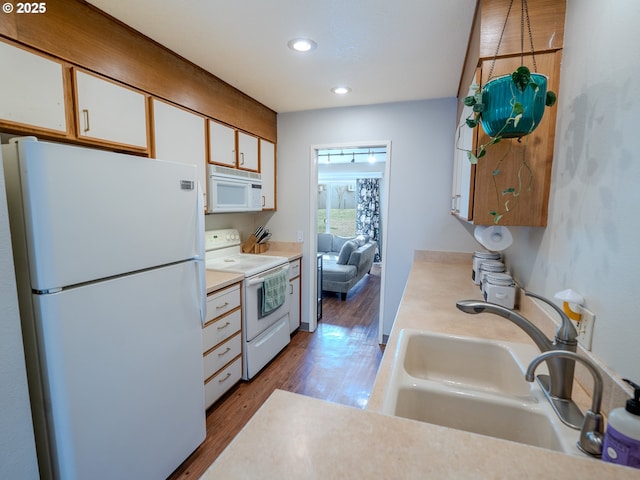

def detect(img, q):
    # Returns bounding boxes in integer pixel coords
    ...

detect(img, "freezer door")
[32,261,205,480]
[6,138,200,291]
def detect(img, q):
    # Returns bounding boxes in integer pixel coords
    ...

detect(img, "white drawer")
[202,309,241,352]
[204,357,242,409]
[204,333,242,379]
[206,283,241,323]
[289,258,301,280]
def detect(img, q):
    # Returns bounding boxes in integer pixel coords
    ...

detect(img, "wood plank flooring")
[168,265,384,479]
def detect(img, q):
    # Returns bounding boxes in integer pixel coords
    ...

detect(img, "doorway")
[308,142,391,344]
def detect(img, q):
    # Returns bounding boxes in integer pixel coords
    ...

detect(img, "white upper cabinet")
[208,120,237,167]
[237,131,259,172]
[152,99,207,209]
[74,69,148,149]
[0,41,67,134]
[259,139,276,210]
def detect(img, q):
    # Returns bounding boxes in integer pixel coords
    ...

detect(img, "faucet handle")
[524,291,578,345]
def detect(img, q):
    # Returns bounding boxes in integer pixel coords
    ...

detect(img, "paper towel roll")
[473,225,513,251]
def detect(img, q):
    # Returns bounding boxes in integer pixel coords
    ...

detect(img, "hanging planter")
[455,0,558,223]
[481,70,548,138]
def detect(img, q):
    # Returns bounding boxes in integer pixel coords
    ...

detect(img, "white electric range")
[205,229,291,379]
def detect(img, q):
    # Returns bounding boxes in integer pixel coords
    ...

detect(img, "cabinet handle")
[82,109,90,133]
[289,284,294,294]
[262,195,266,207]
[240,152,245,165]
[218,347,231,357]
[217,321,231,330]
[216,301,229,310]
[218,372,232,383]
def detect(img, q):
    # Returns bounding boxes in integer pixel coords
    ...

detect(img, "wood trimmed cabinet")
[453,0,565,227]
[0,40,70,137]
[237,131,259,172]
[208,119,237,167]
[288,258,301,333]
[259,139,276,210]
[203,282,243,409]
[73,68,148,151]
[151,98,207,209]
[0,32,278,212]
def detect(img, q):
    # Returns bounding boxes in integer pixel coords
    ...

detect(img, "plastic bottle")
[602,379,640,469]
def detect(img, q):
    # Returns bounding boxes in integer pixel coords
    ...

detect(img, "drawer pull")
[218,372,232,383]
[218,347,231,357]
[217,321,231,330]
[216,301,229,310]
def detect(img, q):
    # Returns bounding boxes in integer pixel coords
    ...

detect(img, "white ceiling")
[87,0,477,113]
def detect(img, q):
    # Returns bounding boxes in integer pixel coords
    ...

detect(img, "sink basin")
[393,386,566,451]
[381,329,582,456]
[402,331,533,397]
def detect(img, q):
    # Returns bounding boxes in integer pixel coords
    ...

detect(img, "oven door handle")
[246,265,289,286]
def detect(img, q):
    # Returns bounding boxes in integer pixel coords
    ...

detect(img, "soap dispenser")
[602,379,640,469]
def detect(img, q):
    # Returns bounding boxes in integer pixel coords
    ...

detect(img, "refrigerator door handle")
[195,181,206,324]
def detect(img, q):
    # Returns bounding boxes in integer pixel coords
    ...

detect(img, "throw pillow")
[332,235,355,253]
[337,240,358,265]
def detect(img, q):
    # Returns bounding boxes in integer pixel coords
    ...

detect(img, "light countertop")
[201,252,636,479]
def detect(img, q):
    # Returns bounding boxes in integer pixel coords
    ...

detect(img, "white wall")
[273,99,479,335]
[506,0,640,379]
[0,154,39,479]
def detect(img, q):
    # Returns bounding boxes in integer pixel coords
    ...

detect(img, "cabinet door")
[152,99,207,209]
[451,82,477,222]
[237,131,259,171]
[208,120,237,167]
[472,52,560,226]
[0,41,68,135]
[74,69,148,150]
[289,276,301,333]
[260,139,276,210]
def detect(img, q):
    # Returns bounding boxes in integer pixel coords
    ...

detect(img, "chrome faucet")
[456,291,584,428]
[526,350,605,457]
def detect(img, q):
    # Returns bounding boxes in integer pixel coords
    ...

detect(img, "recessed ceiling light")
[287,38,317,52]
[331,86,352,95]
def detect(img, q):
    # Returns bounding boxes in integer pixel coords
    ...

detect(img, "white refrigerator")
[2,137,206,480]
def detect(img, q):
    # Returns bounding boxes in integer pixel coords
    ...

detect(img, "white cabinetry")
[203,282,242,409]
[260,139,276,210]
[451,104,474,221]
[237,131,259,172]
[0,41,67,134]
[208,120,237,167]
[288,258,301,333]
[152,99,207,209]
[74,69,148,149]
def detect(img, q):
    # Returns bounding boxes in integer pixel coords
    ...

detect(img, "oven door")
[244,264,290,342]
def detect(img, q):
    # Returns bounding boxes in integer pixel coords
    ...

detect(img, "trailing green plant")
[456,66,557,223]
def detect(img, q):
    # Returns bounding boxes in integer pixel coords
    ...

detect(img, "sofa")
[317,233,378,300]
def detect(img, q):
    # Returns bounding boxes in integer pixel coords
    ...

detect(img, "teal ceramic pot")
[480,73,548,138]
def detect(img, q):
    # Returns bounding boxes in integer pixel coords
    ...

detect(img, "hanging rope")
[487,0,537,81]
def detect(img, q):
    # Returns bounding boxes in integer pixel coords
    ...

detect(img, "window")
[317,181,356,236]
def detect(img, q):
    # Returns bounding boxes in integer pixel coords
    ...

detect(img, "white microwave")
[207,165,262,213]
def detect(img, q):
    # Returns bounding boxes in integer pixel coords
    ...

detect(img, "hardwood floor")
[168,265,384,479]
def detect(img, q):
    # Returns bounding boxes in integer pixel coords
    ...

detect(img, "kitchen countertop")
[205,270,243,294]
[200,252,635,479]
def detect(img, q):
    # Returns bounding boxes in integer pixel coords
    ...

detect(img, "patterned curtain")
[355,178,381,262]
